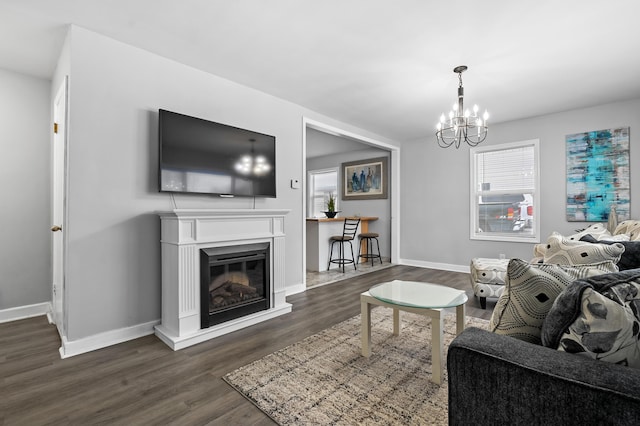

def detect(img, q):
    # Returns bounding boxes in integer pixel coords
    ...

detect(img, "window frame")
[307,167,339,218]
[469,139,541,243]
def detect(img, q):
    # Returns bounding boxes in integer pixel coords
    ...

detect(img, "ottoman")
[469,258,509,309]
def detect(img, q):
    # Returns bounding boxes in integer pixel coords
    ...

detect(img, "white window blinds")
[476,146,535,193]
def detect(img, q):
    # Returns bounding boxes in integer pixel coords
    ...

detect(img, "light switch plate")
[291,179,300,189]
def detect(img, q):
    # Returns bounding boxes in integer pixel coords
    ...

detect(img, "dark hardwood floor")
[0,265,493,425]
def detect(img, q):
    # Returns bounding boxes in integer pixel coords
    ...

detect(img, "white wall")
[0,68,51,310]
[59,26,395,341]
[400,98,640,270]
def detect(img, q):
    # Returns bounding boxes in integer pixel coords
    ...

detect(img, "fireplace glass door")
[200,243,270,328]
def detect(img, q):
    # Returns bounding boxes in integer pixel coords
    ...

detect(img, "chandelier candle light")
[436,65,489,149]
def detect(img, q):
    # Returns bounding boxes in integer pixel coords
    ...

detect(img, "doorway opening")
[302,118,400,289]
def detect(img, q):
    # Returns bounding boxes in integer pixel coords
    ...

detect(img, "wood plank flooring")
[0,265,493,425]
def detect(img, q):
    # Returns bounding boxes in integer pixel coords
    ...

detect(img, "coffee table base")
[360,290,466,385]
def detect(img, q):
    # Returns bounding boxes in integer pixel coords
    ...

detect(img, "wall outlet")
[499,253,506,260]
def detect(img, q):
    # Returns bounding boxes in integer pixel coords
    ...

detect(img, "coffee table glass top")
[369,280,468,309]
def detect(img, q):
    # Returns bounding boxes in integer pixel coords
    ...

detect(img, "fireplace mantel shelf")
[155,209,292,350]
[158,208,291,219]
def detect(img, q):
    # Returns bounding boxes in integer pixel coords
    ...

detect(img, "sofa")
[448,221,640,425]
[447,327,640,425]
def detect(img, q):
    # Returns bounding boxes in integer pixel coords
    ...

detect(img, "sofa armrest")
[447,327,640,425]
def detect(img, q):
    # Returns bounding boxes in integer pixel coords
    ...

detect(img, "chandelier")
[436,65,489,149]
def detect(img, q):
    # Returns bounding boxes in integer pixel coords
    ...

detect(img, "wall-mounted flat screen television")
[159,109,276,197]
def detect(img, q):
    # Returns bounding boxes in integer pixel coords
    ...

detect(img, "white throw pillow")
[567,223,611,241]
[543,232,624,265]
[614,220,640,241]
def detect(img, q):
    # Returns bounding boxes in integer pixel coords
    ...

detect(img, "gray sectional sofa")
[447,327,640,425]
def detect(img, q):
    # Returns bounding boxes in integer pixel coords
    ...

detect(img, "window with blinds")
[470,139,540,242]
[307,168,338,218]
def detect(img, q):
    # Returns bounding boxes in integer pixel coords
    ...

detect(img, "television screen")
[159,109,276,197]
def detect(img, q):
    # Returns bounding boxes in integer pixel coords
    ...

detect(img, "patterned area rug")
[224,307,489,425]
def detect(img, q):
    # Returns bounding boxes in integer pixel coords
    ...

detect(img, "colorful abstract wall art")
[566,127,630,222]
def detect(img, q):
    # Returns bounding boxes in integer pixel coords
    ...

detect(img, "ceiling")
[2,0,640,142]
[306,128,380,159]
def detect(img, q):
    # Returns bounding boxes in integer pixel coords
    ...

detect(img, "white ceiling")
[2,0,640,142]
[306,128,381,159]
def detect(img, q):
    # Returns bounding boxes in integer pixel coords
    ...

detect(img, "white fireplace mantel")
[154,209,292,350]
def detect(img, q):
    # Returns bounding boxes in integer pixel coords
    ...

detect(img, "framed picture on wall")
[342,156,388,200]
[566,127,630,222]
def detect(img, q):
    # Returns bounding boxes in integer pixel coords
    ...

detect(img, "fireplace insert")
[200,243,270,328]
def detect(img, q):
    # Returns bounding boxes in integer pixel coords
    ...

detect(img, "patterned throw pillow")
[599,234,631,242]
[533,243,547,258]
[543,232,624,265]
[532,230,627,260]
[542,270,640,368]
[490,258,619,344]
[567,223,611,241]
[614,220,640,241]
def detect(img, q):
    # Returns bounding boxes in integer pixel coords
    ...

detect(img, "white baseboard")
[59,319,160,359]
[398,258,469,274]
[0,302,51,323]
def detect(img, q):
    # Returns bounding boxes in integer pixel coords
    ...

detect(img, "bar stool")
[327,218,361,272]
[358,232,383,266]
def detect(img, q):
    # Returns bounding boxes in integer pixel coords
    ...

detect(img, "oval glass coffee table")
[360,280,468,385]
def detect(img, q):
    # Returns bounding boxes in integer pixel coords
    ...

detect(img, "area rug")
[224,308,489,425]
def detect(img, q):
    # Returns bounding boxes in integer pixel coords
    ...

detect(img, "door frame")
[301,117,401,287]
[51,76,69,337]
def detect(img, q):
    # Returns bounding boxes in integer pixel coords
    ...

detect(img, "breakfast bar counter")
[306,216,378,272]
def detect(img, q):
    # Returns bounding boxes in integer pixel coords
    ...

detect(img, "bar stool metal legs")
[358,232,383,266]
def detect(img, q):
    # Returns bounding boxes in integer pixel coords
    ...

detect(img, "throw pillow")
[567,223,610,241]
[543,232,624,265]
[614,220,640,241]
[580,234,640,271]
[541,269,640,369]
[600,234,631,242]
[489,258,619,344]
[533,243,547,258]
